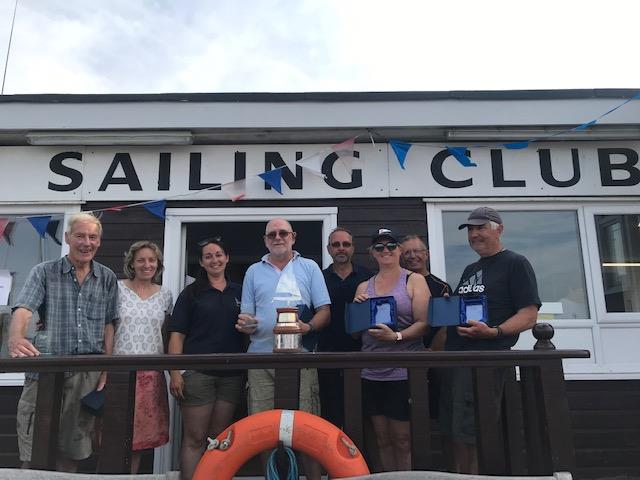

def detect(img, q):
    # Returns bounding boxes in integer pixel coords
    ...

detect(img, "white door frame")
[155,206,337,473]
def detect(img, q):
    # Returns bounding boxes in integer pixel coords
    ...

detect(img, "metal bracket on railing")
[206,429,233,451]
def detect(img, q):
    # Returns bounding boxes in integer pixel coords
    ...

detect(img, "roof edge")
[0,88,638,104]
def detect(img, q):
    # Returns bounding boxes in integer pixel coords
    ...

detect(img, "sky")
[0,0,638,95]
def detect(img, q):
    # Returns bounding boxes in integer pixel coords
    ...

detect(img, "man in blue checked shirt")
[8,212,118,473]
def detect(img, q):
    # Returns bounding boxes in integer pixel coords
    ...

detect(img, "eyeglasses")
[198,236,222,247]
[402,249,427,257]
[372,242,398,252]
[265,230,293,240]
[330,241,352,248]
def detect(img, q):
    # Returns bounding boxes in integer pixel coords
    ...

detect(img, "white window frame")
[426,200,597,328]
[584,203,640,324]
[0,203,80,386]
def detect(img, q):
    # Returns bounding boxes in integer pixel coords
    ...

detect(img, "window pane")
[0,219,63,356]
[442,210,589,319]
[595,214,640,313]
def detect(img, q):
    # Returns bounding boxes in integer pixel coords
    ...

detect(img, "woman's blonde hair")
[123,241,164,282]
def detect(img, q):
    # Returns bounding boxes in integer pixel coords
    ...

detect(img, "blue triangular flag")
[446,146,477,167]
[504,141,530,150]
[143,200,166,220]
[572,119,597,131]
[258,169,283,194]
[28,216,51,238]
[389,140,412,169]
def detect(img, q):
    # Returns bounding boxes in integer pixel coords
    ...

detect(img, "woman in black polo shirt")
[167,237,244,480]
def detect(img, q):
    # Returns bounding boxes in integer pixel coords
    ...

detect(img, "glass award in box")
[345,296,398,334]
[428,295,488,327]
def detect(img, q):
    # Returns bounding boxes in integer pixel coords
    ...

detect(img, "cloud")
[0,0,638,94]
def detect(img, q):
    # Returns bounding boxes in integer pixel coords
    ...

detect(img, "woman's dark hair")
[184,237,228,299]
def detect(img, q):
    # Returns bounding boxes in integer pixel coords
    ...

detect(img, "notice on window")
[0,269,12,306]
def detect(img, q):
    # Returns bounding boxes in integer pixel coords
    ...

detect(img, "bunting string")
[0,91,638,241]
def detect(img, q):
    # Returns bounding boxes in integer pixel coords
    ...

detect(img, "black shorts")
[362,378,410,421]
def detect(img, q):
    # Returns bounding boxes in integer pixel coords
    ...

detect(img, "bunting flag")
[390,140,412,169]
[503,141,531,150]
[105,205,126,212]
[45,220,62,246]
[259,169,284,194]
[2,221,14,245]
[28,216,52,238]
[0,219,9,242]
[143,200,166,220]
[298,151,326,178]
[572,119,598,131]
[221,179,247,202]
[446,146,477,167]
[332,137,356,157]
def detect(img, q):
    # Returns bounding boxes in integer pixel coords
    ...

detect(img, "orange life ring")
[193,409,370,480]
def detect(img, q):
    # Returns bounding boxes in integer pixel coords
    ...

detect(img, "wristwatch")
[494,325,504,338]
[395,331,403,342]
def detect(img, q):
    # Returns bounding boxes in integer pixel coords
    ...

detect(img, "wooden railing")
[0,324,590,476]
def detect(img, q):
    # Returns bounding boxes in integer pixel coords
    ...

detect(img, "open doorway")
[183,220,324,285]
[158,206,337,473]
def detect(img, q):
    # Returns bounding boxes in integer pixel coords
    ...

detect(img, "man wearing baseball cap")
[440,207,541,474]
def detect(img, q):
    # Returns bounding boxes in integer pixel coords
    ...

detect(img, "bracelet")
[395,331,403,342]
[307,322,315,333]
[495,325,504,338]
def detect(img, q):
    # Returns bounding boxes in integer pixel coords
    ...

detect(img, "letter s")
[48,152,83,192]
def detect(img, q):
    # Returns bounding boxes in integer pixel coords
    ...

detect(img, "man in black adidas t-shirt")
[441,207,541,474]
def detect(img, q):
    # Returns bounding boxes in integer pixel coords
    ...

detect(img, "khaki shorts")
[180,371,244,406]
[247,368,319,415]
[17,371,101,462]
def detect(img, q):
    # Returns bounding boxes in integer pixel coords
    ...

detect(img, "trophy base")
[273,333,302,353]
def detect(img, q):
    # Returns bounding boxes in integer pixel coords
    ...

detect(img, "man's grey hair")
[66,212,102,236]
[489,221,500,231]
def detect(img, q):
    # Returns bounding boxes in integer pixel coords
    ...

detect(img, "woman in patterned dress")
[114,241,173,473]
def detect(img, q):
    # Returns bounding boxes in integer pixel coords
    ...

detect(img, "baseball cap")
[370,228,400,245]
[458,207,503,230]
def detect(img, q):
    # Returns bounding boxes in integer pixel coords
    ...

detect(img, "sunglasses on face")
[330,241,352,248]
[372,242,398,252]
[265,230,293,240]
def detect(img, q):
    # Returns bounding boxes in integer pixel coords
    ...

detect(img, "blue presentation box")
[345,296,398,334]
[428,295,488,327]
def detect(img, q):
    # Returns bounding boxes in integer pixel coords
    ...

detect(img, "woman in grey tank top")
[353,228,430,471]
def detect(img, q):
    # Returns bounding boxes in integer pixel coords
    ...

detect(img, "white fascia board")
[1,98,639,131]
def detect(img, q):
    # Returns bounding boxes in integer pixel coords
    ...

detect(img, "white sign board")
[0,142,639,202]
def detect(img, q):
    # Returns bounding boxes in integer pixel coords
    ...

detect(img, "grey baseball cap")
[458,207,503,230]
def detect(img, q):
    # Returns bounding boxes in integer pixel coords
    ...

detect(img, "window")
[442,210,589,320]
[595,214,640,313]
[0,218,64,357]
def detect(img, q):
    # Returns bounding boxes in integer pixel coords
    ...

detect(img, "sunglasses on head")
[330,241,352,248]
[372,242,398,252]
[265,230,293,240]
[198,236,222,247]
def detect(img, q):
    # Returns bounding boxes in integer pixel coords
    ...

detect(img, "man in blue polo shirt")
[236,218,330,480]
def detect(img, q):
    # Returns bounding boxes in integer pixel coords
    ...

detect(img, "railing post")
[343,368,364,452]
[274,368,300,410]
[521,324,576,475]
[97,370,136,473]
[30,372,64,470]
[473,367,507,475]
[502,367,526,475]
[408,367,431,470]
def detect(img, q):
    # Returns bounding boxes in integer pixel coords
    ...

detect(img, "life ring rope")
[193,409,370,480]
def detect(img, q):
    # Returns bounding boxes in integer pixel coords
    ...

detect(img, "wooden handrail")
[0,349,590,374]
